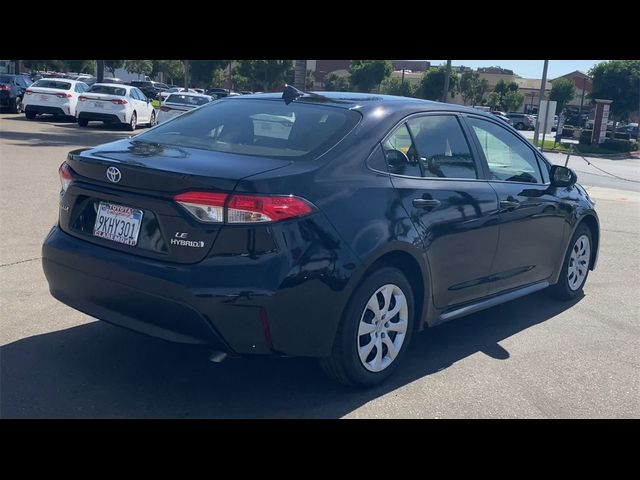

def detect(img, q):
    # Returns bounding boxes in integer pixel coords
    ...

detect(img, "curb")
[540,148,639,161]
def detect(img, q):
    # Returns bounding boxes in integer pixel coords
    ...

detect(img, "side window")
[468,117,543,184]
[382,124,422,177]
[406,115,477,179]
[74,83,83,93]
[130,89,139,100]
[136,89,147,101]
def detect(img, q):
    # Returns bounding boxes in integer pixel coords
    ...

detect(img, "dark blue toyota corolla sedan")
[42,87,599,387]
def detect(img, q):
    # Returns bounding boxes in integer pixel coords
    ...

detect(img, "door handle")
[499,199,520,210]
[413,198,441,209]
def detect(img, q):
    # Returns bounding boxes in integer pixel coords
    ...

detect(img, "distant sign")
[599,104,610,144]
[538,100,557,134]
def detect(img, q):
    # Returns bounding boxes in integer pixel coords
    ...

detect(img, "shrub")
[579,129,593,144]
[605,132,631,140]
[602,138,637,152]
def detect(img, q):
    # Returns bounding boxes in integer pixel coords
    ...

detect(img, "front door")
[382,113,500,309]
[464,115,565,294]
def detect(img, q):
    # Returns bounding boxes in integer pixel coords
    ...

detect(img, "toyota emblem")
[106,166,122,183]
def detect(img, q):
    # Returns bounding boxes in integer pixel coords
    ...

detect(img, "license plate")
[93,101,104,108]
[40,95,48,101]
[93,202,143,246]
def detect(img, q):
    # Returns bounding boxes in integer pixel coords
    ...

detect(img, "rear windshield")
[88,85,127,96]
[32,80,71,90]
[136,99,361,160]
[0,75,13,83]
[165,94,210,106]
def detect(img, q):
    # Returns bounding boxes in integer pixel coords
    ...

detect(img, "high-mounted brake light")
[173,192,317,224]
[59,162,73,196]
[174,192,227,223]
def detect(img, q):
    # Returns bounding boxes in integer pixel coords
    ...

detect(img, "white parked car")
[157,93,213,123]
[158,87,198,101]
[76,83,157,131]
[23,78,89,119]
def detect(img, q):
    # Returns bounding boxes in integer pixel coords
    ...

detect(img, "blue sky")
[424,60,605,78]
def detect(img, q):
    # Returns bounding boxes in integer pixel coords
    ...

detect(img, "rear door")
[464,115,565,293]
[383,113,500,309]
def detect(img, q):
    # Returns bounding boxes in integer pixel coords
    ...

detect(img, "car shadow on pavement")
[0,290,582,419]
[0,121,132,147]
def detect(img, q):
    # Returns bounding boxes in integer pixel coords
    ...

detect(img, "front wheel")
[320,267,415,387]
[25,110,36,120]
[549,224,592,300]
[11,97,23,114]
[148,110,156,127]
[78,118,89,127]
[516,122,525,130]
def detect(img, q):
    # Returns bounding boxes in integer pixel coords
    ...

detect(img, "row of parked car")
[1,74,220,130]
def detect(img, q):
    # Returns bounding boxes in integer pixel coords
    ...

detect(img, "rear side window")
[135,99,361,160]
[32,80,71,90]
[88,85,127,96]
[406,115,477,179]
[382,124,422,177]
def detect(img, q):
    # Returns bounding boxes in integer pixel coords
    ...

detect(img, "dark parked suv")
[507,112,535,130]
[42,89,600,387]
[129,80,169,100]
[0,74,32,113]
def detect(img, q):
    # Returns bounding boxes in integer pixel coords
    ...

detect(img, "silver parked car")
[507,113,535,130]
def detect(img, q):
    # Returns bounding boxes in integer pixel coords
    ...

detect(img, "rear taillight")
[25,89,33,95]
[227,194,315,223]
[173,192,316,224]
[59,162,73,196]
[78,95,88,101]
[111,98,128,105]
[0,85,10,91]
[56,92,73,98]
[174,192,227,223]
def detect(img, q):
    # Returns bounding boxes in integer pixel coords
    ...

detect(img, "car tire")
[148,110,156,127]
[25,110,36,120]
[11,97,23,114]
[126,112,137,131]
[549,224,592,301]
[516,122,525,130]
[319,267,415,387]
[78,118,89,127]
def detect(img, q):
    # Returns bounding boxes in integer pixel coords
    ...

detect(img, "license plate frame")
[92,202,144,246]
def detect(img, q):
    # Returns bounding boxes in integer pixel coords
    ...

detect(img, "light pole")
[533,60,549,148]
[442,60,452,102]
[578,76,587,126]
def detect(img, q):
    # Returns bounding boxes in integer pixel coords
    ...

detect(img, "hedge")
[602,138,638,152]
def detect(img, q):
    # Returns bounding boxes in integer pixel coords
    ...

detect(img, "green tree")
[459,70,481,105]
[323,73,351,92]
[153,60,185,84]
[417,66,459,101]
[486,91,501,109]
[589,60,640,120]
[549,78,576,114]
[474,78,489,106]
[306,70,316,90]
[66,60,94,74]
[124,60,153,78]
[210,68,226,88]
[23,60,68,72]
[503,90,525,112]
[380,76,416,97]
[104,60,124,77]
[349,60,393,93]
[190,60,229,87]
[233,60,292,91]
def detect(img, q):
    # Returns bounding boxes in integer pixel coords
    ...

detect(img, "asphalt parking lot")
[1,113,639,418]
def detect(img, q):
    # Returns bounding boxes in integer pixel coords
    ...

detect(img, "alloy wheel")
[568,234,590,291]
[357,284,409,372]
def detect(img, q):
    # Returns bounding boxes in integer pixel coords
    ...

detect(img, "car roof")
[91,83,131,89]
[166,93,212,99]
[34,77,79,84]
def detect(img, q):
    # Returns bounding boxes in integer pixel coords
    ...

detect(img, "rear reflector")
[59,162,73,195]
[173,192,316,224]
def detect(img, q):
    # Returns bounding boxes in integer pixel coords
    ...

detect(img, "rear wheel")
[78,118,89,127]
[516,122,525,130]
[11,97,23,114]
[25,110,36,120]
[126,112,137,131]
[320,267,415,387]
[549,224,592,300]
[148,110,156,127]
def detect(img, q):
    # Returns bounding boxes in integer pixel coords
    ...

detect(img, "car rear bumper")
[25,104,67,115]
[42,221,356,357]
[78,111,125,123]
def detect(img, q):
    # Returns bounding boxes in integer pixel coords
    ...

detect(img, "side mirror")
[385,149,410,173]
[550,165,577,187]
